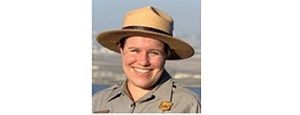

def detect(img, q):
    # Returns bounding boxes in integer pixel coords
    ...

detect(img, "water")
[92,84,201,96]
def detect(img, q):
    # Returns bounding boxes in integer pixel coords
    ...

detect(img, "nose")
[137,52,150,66]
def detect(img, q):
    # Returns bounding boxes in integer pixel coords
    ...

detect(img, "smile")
[134,68,151,73]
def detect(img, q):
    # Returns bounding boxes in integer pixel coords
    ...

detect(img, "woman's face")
[119,36,167,89]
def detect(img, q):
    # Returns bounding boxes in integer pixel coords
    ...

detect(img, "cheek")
[121,51,166,67]
[151,57,165,68]
[123,53,136,65]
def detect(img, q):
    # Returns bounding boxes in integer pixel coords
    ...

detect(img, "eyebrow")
[127,47,164,53]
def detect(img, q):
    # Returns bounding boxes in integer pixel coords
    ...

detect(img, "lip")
[133,67,152,74]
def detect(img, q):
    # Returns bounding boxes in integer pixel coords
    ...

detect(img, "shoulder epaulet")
[172,81,199,98]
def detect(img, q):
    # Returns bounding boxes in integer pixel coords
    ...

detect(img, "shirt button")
[130,103,135,107]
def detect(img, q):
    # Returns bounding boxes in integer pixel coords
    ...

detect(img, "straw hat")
[97,6,194,60]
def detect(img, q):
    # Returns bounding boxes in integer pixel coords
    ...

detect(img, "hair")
[118,37,171,59]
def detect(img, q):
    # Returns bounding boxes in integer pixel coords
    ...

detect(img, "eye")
[129,49,139,53]
[149,51,161,56]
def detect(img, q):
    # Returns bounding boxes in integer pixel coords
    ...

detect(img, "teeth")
[134,68,150,73]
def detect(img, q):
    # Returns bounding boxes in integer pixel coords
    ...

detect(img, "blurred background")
[92,0,201,96]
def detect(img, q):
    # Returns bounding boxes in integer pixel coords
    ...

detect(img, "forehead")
[125,36,165,48]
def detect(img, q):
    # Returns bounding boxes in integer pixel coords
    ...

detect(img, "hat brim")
[96,29,194,60]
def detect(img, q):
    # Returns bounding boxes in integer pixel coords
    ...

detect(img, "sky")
[92,0,201,36]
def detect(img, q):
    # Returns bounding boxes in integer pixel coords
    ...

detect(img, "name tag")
[94,110,110,113]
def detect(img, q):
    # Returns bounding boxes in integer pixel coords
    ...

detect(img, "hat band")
[122,26,172,36]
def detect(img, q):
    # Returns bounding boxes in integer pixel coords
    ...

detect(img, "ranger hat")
[97,6,194,60]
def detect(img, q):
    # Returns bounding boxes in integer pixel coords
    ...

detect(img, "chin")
[135,81,155,89]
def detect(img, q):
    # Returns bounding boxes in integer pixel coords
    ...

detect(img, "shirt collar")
[150,71,174,101]
[106,81,127,102]
[106,70,174,102]
[138,70,174,102]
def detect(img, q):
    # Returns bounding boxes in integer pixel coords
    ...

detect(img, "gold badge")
[159,101,173,112]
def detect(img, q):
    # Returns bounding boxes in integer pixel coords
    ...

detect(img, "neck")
[126,70,170,101]
[126,83,151,102]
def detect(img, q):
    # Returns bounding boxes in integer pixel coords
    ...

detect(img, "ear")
[117,43,124,54]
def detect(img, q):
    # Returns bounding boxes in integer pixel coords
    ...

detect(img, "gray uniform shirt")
[92,71,201,113]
